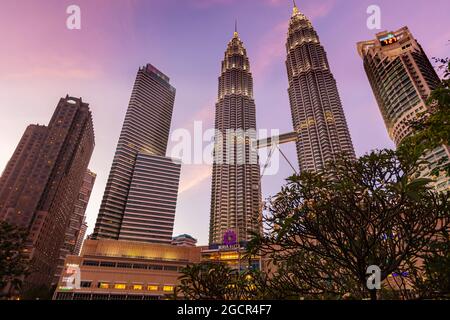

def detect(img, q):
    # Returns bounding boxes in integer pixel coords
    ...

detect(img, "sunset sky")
[0,0,449,245]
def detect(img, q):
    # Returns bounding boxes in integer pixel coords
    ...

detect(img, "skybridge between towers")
[255,131,299,176]
[255,131,298,149]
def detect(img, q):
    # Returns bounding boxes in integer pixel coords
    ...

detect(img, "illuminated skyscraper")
[209,28,261,245]
[92,64,181,243]
[357,26,450,192]
[286,4,355,172]
[119,153,181,243]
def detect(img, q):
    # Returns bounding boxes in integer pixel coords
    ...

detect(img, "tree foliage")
[399,57,450,176]
[0,221,29,299]
[177,262,274,300]
[175,57,450,301]
[247,150,450,300]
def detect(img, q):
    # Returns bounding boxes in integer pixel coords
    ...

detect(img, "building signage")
[223,230,237,246]
[379,33,398,47]
[59,263,81,290]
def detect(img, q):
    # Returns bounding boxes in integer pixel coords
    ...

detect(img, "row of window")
[55,292,161,300]
[90,282,174,292]
[82,260,181,272]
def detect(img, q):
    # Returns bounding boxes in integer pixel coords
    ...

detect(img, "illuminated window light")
[220,254,239,260]
[163,286,174,292]
[133,284,143,290]
[148,285,158,291]
[114,284,127,290]
[98,282,109,289]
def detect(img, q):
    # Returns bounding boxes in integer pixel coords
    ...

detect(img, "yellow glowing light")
[133,285,143,290]
[163,286,174,292]
[148,285,158,291]
[220,254,239,260]
[114,284,127,290]
[99,283,109,289]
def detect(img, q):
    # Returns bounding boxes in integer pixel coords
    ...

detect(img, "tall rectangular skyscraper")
[92,64,180,243]
[286,5,355,172]
[120,154,181,243]
[209,30,261,245]
[0,96,95,290]
[357,26,450,192]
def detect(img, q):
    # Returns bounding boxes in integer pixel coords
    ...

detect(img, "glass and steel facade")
[119,154,181,244]
[286,5,356,172]
[358,26,450,192]
[209,31,261,245]
[93,64,180,243]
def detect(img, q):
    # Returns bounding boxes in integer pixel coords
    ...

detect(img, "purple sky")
[0,0,449,245]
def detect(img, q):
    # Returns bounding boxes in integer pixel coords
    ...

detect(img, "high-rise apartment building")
[74,220,88,255]
[209,29,261,245]
[286,4,355,172]
[53,169,96,284]
[357,26,450,192]
[92,64,180,243]
[0,96,95,290]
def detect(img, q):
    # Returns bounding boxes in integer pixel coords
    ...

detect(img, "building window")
[80,281,92,288]
[133,284,143,290]
[100,261,116,268]
[163,266,178,272]
[114,284,127,290]
[147,285,158,291]
[98,282,109,289]
[83,260,100,266]
[163,286,174,292]
[149,265,163,270]
[117,263,133,269]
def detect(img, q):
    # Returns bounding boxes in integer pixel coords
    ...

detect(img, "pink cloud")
[4,67,98,80]
[192,99,216,123]
[425,31,450,58]
[251,0,336,80]
[179,165,212,194]
[252,21,287,80]
[188,0,237,8]
[304,0,336,20]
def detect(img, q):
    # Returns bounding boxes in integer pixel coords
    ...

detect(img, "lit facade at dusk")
[0,0,448,307]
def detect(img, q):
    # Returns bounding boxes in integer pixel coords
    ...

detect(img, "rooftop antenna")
[292,0,299,15]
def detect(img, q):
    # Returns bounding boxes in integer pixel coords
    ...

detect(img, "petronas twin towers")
[209,4,355,245]
[209,29,261,245]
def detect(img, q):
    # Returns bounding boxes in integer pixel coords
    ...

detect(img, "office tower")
[0,96,95,289]
[209,28,261,245]
[53,169,96,284]
[93,64,180,243]
[357,26,450,192]
[286,4,355,172]
[119,154,181,243]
